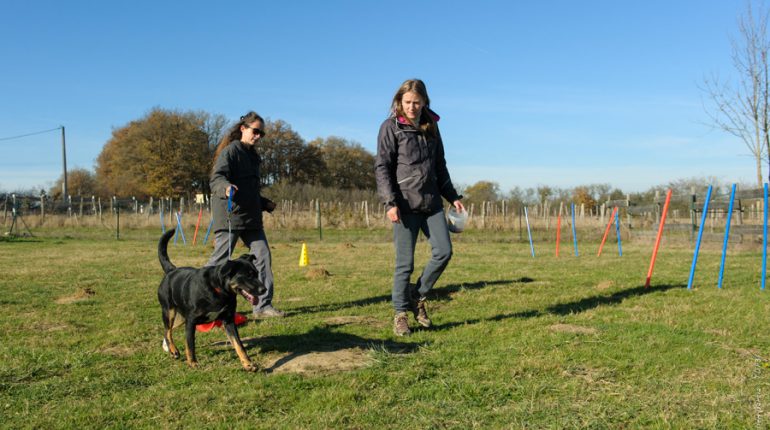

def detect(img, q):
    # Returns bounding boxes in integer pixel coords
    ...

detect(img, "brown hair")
[211,111,264,172]
[390,79,437,138]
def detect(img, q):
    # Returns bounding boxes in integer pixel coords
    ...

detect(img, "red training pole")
[597,206,618,256]
[555,215,562,257]
[192,207,203,245]
[644,189,672,288]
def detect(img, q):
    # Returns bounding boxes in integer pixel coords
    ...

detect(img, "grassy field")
[0,227,768,429]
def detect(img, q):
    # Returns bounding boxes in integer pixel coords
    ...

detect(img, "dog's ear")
[218,260,238,280]
[236,253,257,265]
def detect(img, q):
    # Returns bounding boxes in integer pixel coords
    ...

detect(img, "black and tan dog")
[157,229,265,371]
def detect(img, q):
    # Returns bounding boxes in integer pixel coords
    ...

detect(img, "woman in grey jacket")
[205,111,284,318]
[375,79,465,336]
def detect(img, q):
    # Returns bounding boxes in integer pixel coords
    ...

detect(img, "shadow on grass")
[286,278,531,315]
[545,283,685,316]
[431,278,534,301]
[0,236,41,243]
[207,324,424,371]
[432,283,687,331]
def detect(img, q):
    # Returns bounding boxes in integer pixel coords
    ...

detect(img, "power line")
[0,126,62,142]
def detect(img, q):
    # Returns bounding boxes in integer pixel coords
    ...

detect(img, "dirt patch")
[704,328,728,337]
[56,287,96,304]
[339,243,356,249]
[37,322,71,332]
[264,348,372,375]
[323,315,387,329]
[596,280,614,290]
[549,323,598,335]
[733,347,761,358]
[305,267,331,280]
[102,345,136,357]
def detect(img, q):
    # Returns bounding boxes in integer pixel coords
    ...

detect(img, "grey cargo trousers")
[205,229,275,312]
[392,209,453,312]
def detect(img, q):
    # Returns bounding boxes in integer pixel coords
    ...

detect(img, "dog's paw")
[243,363,261,372]
[162,339,181,359]
[187,361,199,369]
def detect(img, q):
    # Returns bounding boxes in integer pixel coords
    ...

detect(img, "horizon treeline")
[0,108,754,209]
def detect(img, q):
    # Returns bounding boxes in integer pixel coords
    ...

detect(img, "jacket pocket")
[397,133,423,165]
[397,173,434,212]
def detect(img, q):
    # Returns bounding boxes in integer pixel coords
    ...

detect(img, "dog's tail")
[158,229,177,274]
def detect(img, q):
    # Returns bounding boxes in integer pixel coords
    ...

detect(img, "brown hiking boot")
[413,298,432,328]
[393,312,411,336]
[253,305,286,319]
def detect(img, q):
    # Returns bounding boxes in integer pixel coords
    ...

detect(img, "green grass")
[1,228,769,428]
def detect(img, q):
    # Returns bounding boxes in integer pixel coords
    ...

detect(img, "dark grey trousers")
[204,229,275,312]
[392,210,453,312]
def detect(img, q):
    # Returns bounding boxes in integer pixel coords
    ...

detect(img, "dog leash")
[227,189,233,260]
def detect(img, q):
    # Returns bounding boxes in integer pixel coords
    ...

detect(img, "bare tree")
[702,2,770,187]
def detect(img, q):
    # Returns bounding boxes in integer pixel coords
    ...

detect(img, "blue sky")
[0,1,757,194]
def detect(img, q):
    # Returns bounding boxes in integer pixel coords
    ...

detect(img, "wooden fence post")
[690,187,697,242]
[481,201,486,229]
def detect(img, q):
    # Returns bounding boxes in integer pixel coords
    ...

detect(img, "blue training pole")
[687,185,713,290]
[615,206,623,256]
[524,206,535,257]
[763,183,768,290]
[717,184,736,289]
[175,212,187,245]
[571,203,579,257]
[202,218,214,245]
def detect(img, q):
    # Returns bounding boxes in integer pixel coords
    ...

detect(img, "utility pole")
[61,125,68,199]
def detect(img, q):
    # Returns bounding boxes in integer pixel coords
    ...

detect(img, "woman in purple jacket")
[375,79,465,336]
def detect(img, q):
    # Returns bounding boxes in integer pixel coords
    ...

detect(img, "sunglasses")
[244,126,265,137]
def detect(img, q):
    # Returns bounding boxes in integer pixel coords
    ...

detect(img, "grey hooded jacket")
[210,140,273,232]
[374,113,461,214]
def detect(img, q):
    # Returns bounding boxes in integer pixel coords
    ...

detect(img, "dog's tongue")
[239,290,259,306]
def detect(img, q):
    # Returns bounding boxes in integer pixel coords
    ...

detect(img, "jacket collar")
[395,108,440,126]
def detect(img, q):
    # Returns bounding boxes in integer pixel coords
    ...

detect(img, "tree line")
[48,108,376,200]
[36,109,751,212]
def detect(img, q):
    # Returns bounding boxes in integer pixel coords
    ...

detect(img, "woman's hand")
[453,200,465,213]
[387,206,400,223]
[226,185,238,198]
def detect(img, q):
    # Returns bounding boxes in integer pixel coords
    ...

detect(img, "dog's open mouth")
[238,289,259,306]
